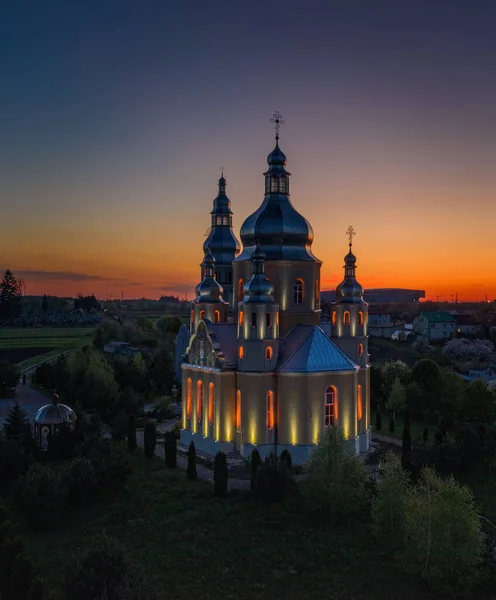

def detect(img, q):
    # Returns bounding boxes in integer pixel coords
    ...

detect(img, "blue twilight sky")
[1,0,495,300]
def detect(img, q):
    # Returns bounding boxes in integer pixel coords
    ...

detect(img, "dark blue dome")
[267,142,287,166]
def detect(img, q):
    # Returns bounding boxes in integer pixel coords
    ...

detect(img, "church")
[176,115,371,464]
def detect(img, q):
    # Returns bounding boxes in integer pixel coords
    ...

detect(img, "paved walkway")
[372,433,402,447]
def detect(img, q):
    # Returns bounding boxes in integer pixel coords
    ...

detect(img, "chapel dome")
[335,246,364,304]
[34,402,77,426]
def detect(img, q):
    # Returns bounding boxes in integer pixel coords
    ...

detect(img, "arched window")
[315,280,320,305]
[236,390,241,430]
[332,311,337,326]
[357,384,363,421]
[271,176,278,193]
[187,378,192,419]
[239,346,244,360]
[276,311,279,326]
[197,381,203,422]
[358,311,364,326]
[279,177,287,193]
[324,386,338,427]
[214,310,220,323]
[191,309,194,323]
[239,311,244,327]
[266,312,272,328]
[252,312,257,328]
[216,216,222,225]
[293,279,304,304]
[357,343,364,356]
[238,279,244,301]
[265,346,273,360]
[266,391,275,429]
[223,216,229,225]
[208,382,215,425]
[200,310,206,320]
[343,311,351,326]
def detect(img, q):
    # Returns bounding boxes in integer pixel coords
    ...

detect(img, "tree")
[380,360,411,400]
[402,408,412,463]
[214,452,228,498]
[279,449,292,470]
[0,360,19,396]
[372,452,410,550]
[404,467,485,594]
[187,441,197,481]
[143,421,156,458]
[3,404,30,444]
[0,270,21,319]
[387,377,406,432]
[127,416,137,452]
[308,427,369,518]
[411,359,442,396]
[41,294,48,311]
[375,410,382,432]
[11,553,34,599]
[164,431,177,468]
[26,578,44,600]
[0,536,23,600]
[457,379,496,424]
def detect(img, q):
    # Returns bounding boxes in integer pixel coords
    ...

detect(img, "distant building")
[321,288,425,303]
[413,312,456,342]
[103,341,141,356]
[452,313,479,336]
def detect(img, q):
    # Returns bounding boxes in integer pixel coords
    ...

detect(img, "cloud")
[11,269,129,283]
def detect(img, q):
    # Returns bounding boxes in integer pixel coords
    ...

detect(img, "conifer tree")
[165,430,177,468]
[3,404,29,444]
[41,294,48,311]
[143,421,156,458]
[214,452,228,497]
[0,270,21,319]
[375,410,382,432]
[187,441,197,481]
[402,408,412,465]
[127,416,137,452]
[279,449,293,470]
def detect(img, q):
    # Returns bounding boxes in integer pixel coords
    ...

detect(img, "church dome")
[34,402,77,426]
[194,248,226,303]
[242,243,275,304]
[236,141,317,262]
[335,245,364,304]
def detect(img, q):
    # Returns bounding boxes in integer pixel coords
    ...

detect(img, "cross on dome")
[270,110,284,141]
[346,225,356,246]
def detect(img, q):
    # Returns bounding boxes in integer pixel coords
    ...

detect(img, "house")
[466,366,496,383]
[453,313,479,336]
[413,312,456,342]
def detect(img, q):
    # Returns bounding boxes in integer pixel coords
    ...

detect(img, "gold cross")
[270,110,284,140]
[346,225,356,245]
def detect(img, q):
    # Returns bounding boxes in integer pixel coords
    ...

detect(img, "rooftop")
[419,311,456,323]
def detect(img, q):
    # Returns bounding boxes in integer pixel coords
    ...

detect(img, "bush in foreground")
[214,452,228,498]
[187,442,197,481]
[251,453,295,502]
[63,456,98,507]
[165,430,177,468]
[143,421,156,458]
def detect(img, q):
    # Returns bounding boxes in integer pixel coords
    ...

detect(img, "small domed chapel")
[176,116,371,464]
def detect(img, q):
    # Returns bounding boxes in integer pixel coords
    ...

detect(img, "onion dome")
[335,243,364,304]
[194,247,226,303]
[242,241,276,304]
[203,175,241,265]
[34,400,77,427]
[236,140,318,262]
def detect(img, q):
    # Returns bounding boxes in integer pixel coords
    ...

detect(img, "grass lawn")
[15,452,495,600]
[0,327,95,369]
[371,409,439,443]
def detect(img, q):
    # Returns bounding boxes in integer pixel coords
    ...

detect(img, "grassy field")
[0,327,95,369]
[16,452,496,600]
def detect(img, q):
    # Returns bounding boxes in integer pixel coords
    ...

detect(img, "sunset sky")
[1,0,495,301]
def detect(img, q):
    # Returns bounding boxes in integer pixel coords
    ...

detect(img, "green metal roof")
[419,311,456,323]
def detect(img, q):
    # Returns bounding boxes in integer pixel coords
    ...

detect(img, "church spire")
[336,226,364,303]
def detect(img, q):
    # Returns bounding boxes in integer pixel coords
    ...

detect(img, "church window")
[357,384,363,421]
[276,311,279,326]
[267,391,275,429]
[357,343,364,356]
[239,311,244,326]
[236,390,241,430]
[197,381,203,422]
[324,386,338,427]
[239,346,244,360]
[293,279,304,304]
[343,311,351,326]
[358,311,364,326]
[266,312,272,328]
[216,216,222,225]
[200,310,206,320]
[279,177,287,193]
[187,378,192,419]
[332,311,337,326]
[214,310,220,323]
[266,346,273,360]
[238,279,244,301]
[223,216,229,225]
[265,175,271,194]
[271,176,279,193]
[315,280,320,305]
[252,312,257,328]
[191,309,194,324]
[208,383,215,425]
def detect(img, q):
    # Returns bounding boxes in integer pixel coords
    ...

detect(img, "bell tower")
[237,242,279,372]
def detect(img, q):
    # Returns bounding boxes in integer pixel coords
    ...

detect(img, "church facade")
[177,121,371,464]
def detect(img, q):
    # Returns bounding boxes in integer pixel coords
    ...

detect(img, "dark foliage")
[127,416,137,451]
[389,418,395,434]
[73,294,98,311]
[0,536,23,600]
[0,360,19,396]
[279,449,293,470]
[0,432,35,490]
[10,554,34,600]
[3,404,31,445]
[375,410,382,432]
[187,441,197,481]
[251,448,261,473]
[251,453,296,502]
[26,579,44,600]
[63,456,98,507]
[47,423,77,461]
[82,439,131,490]
[402,409,412,457]
[422,427,429,443]
[143,421,156,458]
[0,269,22,319]
[165,430,177,468]
[213,452,228,498]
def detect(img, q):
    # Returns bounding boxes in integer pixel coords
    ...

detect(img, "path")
[0,382,50,427]
[372,433,402,447]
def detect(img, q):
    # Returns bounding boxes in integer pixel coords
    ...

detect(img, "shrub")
[279,449,292,470]
[372,452,410,550]
[47,423,77,460]
[11,554,34,600]
[187,442,197,481]
[251,449,261,472]
[402,408,412,461]
[143,421,156,458]
[404,467,485,594]
[26,579,44,600]
[0,536,23,599]
[62,534,155,600]
[307,427,370,518]
[174,421,181,439]
[388,418,395,434]
[63,456,98,507]
[422,427,429,443]
[164,431,177,468]
[127,416,137,452]
[214,452,228,498]
[17,464,68,529]
[375,410,382,432]
[251,453,295,502]
[83,439,131,490]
